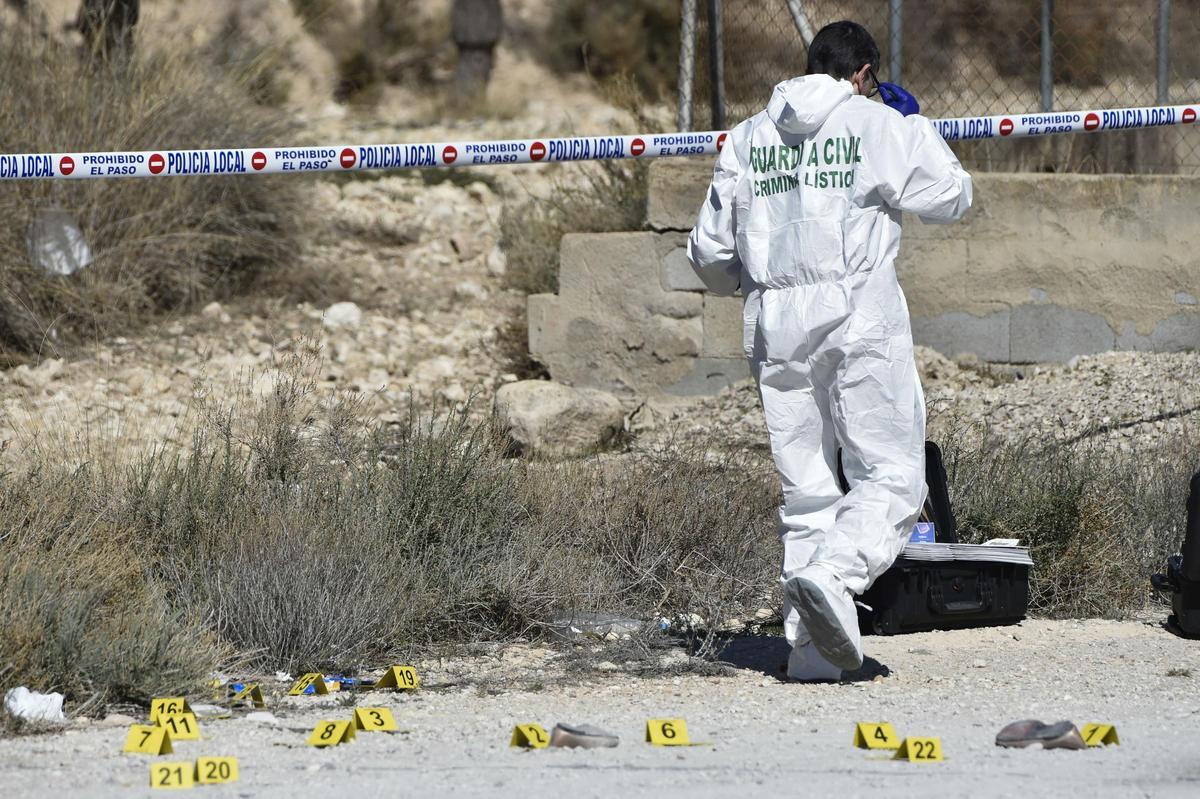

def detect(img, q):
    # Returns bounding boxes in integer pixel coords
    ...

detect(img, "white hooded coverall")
[687,74,972,652]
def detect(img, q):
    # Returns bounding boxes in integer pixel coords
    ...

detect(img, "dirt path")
[3,615,1198,797]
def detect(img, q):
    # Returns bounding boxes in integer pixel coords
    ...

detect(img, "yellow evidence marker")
[149,761,195,789]
[288,673,331,696]
[353,707,399,732]
[376,665,421,691]
[124,724,174,755]
[853,722,901,750]
[156,713,201,741]
[1081,723,1120,746]
[306,719,356,747]
[149,698,193,724]
[509,723,550,749]
[646,718,695,746]
[893,737,943,762]
[229,684,266,708]
[195,757,239,785]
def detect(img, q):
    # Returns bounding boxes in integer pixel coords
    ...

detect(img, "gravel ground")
[4,615,1198,798]
[633,347,1200,459]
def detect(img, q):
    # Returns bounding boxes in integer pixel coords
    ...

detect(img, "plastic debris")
[26,207,93,277]
[543,612,645,642]
[4,686,66,724]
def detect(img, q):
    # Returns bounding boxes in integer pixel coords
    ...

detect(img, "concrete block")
[527,293,562,362]
[1115,312,1200,353]
[648,317,703,360]
[1010,303,1115,362]
[646,159,715,231]
[661,247,707,292]
[664,357,749,397]
[702,295,745,359]
[911,308,1011,362]
[646,290,703,319]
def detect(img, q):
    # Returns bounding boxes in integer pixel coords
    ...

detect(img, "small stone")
[486,246,507,276]
[244,711,279,725]
[454,280,487,301]
[441,383,468,403]
[322,302,363,330]
[972,659,988,668]
[100,713,137,727]
[201,301,231,323]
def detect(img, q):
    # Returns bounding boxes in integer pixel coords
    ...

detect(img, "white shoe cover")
[786,639,843,681]
[785,567,863,670]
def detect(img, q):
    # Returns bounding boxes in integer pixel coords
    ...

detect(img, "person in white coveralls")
[687,21,973,680]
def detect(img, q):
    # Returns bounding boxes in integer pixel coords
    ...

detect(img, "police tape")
[0,103,1195,180]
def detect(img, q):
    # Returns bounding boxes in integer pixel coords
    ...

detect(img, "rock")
[10,358,64,390]
[486,245,507,276]
[494,381,625,458]
[454,280,487,301]
[244,711,279,725]
[100,713,137,727]
[322,302,363,330]
[411,356,458,384]
[441,383,468,403]
[201,301,231,323]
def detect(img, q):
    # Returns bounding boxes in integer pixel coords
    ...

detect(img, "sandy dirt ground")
[3,614,1199,798]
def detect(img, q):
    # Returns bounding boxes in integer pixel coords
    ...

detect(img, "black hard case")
[852,441,1031,635]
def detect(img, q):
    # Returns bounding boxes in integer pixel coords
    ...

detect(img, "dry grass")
[942,424,1197,618]
[0,465,225,714]
[0,350,776,707]
[0,28,306,363]
[3,348,1195,708]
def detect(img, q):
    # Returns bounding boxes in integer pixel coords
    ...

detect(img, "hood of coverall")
[766,74,855,135]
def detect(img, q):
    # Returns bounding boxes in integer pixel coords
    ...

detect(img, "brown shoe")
[548,723,619,749]
[996,720,1087,750]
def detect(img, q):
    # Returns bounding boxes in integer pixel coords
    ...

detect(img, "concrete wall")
[530,159,1200,396]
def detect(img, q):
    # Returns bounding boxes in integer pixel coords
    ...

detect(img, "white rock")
[486,245,507,276]
[100,713,136,727]
[244,711,280,725]
[411,356,458,384]
[441,383,468,403]
[201,301,231,323]
[454,280,487,301]
[11,358,64,390]
[493,380,625,458]
[322,302,363,330]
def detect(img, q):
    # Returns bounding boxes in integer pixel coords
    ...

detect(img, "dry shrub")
[0,467,223,712]
[130,352,775,669]
[127,361,526,670]
[525,455,778,656]
[2,346,780,692]
[0,28,305,361]
[942,426,1197,617]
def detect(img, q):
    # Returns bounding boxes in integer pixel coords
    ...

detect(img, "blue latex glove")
[879,82,920,116]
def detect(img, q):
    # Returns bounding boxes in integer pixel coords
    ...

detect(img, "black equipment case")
[851,441,1031,635]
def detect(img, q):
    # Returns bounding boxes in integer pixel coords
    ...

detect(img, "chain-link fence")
[681,0,1200,174]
